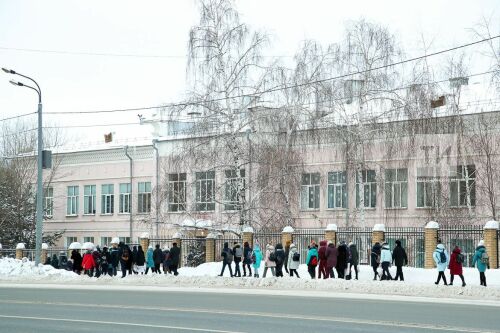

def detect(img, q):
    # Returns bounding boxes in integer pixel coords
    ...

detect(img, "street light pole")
[3,68,43,265]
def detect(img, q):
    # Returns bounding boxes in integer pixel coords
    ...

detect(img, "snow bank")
[0,258,78,280]
[242,226,254,233]
[484,220,499,229]
[282,226,294,233]
[325,224,338,231]
[425,221,439,229]
[372,224,385,232]
[16,243,25,250]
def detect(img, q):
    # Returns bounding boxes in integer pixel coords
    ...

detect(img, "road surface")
[0,285,498,333]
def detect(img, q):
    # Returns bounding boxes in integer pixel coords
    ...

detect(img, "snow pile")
[484,220,499,229]
[0,258,78,280]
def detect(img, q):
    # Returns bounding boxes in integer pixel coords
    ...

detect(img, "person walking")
[146,245,154,274]
[252,243,263,278]
[242,242,252,277]
[136,245,146,274]
[219,242,234,277]
[71,249,83,275]
[153,244,163,274]
[348,242,359,280]
[449,245,466,287]
[371,242,382,280]
[82,249,96,277]
[162,247,171,274]
[119,245,130,278]
[380,242,393,280]
[325,241,338,278]
[233,242,243,277]
[274,243,286,277]
[433,243,449,285]
[100,247,111,276]
[287,243,300,278]
[131,245,138,274]
[318,240,328,279]
[263,244,276,277]
[472,240,488,287]
[51,254,59,269]
[392,240,408,281]
[336,241,348,279]
[92,247,102,278]
[306,244,319,279]
[169,243,180,276]
[284,240,291,275]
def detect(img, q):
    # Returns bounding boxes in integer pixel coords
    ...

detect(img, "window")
[356,170,376,208]
[138,182,152,213]
[100,237,112,247]
[301,173,320,210]
[119,183,131,214]
[66,236,77,247]
[416,167,441,208]
[83,236,94,244]
[66,186,79,216]
[84,185,96,215]
[449,165,476,207]
[119,237,131,244]
[327,171,347,209]
[168,173,186,212]
[101,184,114,214]
[224,169,245,211]
[344,79,365,104]
[44,187,53,217]
[385,168,408,208]
[195,171,215,211]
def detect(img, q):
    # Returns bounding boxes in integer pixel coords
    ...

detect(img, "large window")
[224,169,245,211]
[356,170,376,208]
[385,168,408,208]
[84,185,96,215]
[44,187,53,217]
[66,237,77,247]
[83,236,94,244]
[449,165,476,207]
[195,171,215,211]
[66,185,79,216]
[301,173,320,210]
[101,184,114,214]
[119,183,131,214]
[327,171,347,209]
[416,167,441,208]
[101,237,112,247]
[138,181,152,213]
[168,173,186,212]
[119,237,131,245]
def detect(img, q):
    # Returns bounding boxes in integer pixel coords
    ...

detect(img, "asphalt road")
[0,286,498,333]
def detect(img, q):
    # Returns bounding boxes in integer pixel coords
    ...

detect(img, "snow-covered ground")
[1,258,499,301]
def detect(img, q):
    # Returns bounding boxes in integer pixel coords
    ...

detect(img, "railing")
[384,228,425,268]
[214,234,242,262]
[293,229,325,264]
[439,225,483,268]
[181,238,206,267]
[337,227,372,265]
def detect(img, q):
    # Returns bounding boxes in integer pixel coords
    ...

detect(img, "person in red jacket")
[82,250,96,277]
[449,245,466,287]
[318,240,328,279]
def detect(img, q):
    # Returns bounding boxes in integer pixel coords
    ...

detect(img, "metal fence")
[439,226,483,268]
[337,227,373,265]
[181,238,206,267]
[384,228,425,268]
[293,229,325,264]
[214,234,242,262]
[253,232,281,251]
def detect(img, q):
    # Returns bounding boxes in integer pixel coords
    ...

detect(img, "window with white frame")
[101,184,114,214]
[84,185,96,215]
[100,237,112,246]
[44,187,53,217]
[119,237,131,244]
[224,169,245,211]
[66,237,77,247]
[119,183,131,214]
[301,173,320,210]
[416,167,441,208]
[449,165,476,207]
[83,236,94,244]
[168,173,186,212]
[195,171,215,211]
[327,171,347,209]
[66,185,79,216]
[138,181,152,213]
[356,170,377,208]
[385,168,408,208]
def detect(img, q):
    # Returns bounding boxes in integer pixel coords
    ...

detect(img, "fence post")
[282,226,294,246]
[16,243,25,260]
[372,224,385,245]
[205,233,216,263]
[483,220,499,269]
[325,224,337,244]
[139,233,150,250]
[425,221,439,269]
[0,243,2,258]
[41,243,49,264]
[242,226,254,248]
[173,232,182,267]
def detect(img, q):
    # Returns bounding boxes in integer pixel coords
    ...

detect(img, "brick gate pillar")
[139,233,150,250]
[41,243,48,264]
[425,221,439,269]
[325,224,337,244]
[242,226,254,248]
[282,226,294,247]
[16,243,25,260]
[205,233,216,263]
[484,220,499,269]
[372,224,385,245]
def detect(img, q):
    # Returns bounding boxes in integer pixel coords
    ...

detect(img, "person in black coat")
[131,246,139,274]
[169,243,180,276]
[232,242,242,277]
[110,245,120,276]
[336,242,348,279]
[153,244,163,274]
[71,250,83,275]
[219,242,234,277]
[118,242,130,278]
[392,240,408,281]
[371,242,382,280]
[274,243,286,277]
[100,247,111,276]
[242,241,252,277]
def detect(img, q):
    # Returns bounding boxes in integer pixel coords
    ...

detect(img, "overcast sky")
[0,0,498,149]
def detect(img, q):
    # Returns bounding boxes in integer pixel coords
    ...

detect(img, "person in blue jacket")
[472,240,488,286]
[380,242,393,280]
[433,243,449,285]
[252,243,263,278]
[306,243,319,279]
[145,245,155,274]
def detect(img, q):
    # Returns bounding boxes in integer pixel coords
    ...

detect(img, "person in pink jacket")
[263,244,276,277]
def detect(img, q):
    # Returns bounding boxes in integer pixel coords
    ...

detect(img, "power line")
[0,112,37,122]
[42,35,500,116]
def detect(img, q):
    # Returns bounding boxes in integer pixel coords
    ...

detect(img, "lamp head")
[2,68,16,74]
[9,80,23,86]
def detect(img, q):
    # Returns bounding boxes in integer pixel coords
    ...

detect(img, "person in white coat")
[433,243,450,285]
[380,242,393,280]
[287,243,300,278]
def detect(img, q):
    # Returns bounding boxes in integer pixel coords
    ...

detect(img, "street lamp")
[3,67,44,265]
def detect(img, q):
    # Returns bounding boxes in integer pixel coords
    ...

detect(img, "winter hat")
[478,240,485,247]
[348,242,353,247]
[148,245,153,249]
[395,240,401,246]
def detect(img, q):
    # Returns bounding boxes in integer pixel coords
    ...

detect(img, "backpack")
[292,252,300,262]
[226,249,233,262]
[439,250,447,264]
[480,252,489,265]
[246,250,253,261]
[235,247,243,258]
[371,251,380,264]
[456,253,465,264]
[268,251,276,262]
[310,255,318,266]
[275,251,284,265]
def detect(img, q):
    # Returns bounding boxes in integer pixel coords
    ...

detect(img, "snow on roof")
[484,220,499,230]
[16,243,25,250]
[242,226,254,233]
[425,221,439,229]
[140,232,150,239]
[182,219,213,229]
[326,224,338,231]
[282,226,294,233]
[372,224,385,232]
[206,233,219,239]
